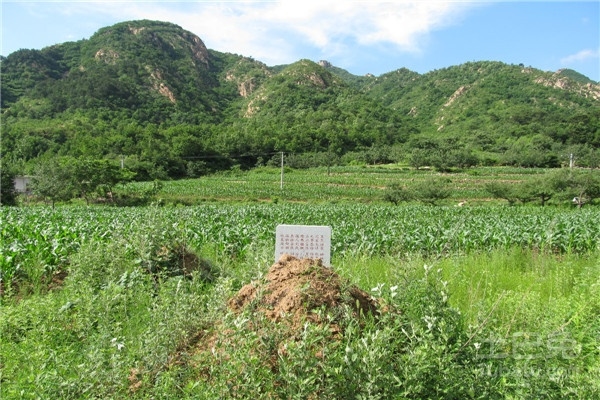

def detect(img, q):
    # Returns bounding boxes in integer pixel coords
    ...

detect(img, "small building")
[14,176,33,194]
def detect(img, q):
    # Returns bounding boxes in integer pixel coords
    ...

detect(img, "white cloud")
[57,1,480,65]
[561,48,600,65]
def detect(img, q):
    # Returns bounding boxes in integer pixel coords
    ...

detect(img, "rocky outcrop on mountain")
[535,70,600,100]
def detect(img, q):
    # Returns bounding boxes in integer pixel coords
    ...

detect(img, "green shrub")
[412,177,452,205]
[384,183,413,204]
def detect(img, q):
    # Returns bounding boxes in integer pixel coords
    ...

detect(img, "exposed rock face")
[129,26,146,35]
[444,85,469,107]
[225,74,259,98]
[147,67,176,103]
[185,33,210,69]
[88,21,214,105]
[238,79,255,98]
[535,70,600,100]
[306,72,327,88]
[156,82,176,103]
[224,57,272,97]
[318,60,332,68]
[244,91,267,117]
[584,83,600,101]
[282,60,338,89]
[126,23,209,69]
[94,49,119,64]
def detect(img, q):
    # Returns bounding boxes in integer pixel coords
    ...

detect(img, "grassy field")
[2,166,599,398]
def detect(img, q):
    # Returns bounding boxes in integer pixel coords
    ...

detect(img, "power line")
[180,151,281,160]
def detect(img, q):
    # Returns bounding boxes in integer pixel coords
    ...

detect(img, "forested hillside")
[2,19,599,180]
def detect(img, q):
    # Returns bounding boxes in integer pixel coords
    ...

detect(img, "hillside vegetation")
[2,20,599,180]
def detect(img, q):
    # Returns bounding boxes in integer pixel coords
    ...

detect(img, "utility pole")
[569,153,574,169]
[280,152,284,189]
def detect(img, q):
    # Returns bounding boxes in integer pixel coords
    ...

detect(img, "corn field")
[2,204,599,285]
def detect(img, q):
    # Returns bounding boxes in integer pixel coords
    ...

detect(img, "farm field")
[2,169,600,398]
[120,165,551,205]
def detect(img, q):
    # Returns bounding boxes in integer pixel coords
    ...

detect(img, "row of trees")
[384,169,600,207]
[3,156,599,207]
[484,169,600,207]
[280,143,600,171]
[27,157,135,206]
[384,177,453,206]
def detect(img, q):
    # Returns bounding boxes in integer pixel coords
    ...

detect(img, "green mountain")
[2,20,599,178]
[219,59,413,156]
[365,63,600,152]
[2,20,233,123]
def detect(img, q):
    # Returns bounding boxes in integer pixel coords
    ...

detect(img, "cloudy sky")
[2,1,599,81]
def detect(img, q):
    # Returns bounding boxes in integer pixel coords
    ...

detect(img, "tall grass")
[437,249,599,329]
[2,238,598,398]
[336,249,600,398]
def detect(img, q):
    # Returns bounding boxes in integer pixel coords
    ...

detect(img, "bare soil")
[228,254,378,329]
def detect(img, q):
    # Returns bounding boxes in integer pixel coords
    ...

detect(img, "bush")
[413,177,452,205]
[384,183,413,205]
[386,177,453,206]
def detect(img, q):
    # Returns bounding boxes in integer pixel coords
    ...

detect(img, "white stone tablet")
[275,224,332,266]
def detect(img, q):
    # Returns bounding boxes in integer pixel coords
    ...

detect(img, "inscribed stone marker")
[275,225,332,266]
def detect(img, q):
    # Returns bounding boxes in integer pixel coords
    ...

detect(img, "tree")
[520,179,554,206]
[574,170,600,205]
[0,165,17,206]
[501,136,561,168]
[71,158,134,203]
[408,148,431,170]
[32,157,135,205]
[448,148,479,169]
[484,182,520,205]
[32,158,77,207]
[553,169,600,207]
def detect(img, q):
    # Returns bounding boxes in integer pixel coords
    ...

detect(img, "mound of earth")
[228,254,378,329]
[129,255,381,393]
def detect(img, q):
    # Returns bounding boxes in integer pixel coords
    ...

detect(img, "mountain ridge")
[2,20,599,178]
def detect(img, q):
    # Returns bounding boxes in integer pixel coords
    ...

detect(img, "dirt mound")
[129,255,380,394]
[228,254,378,329]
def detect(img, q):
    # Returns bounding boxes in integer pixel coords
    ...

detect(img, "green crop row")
[2,204,599,287]
[118,165,551,204]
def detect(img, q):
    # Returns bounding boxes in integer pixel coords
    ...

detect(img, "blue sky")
[2,1,599,81]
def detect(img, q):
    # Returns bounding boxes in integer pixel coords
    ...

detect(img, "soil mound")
[228,254,378,328]
[129,255,380,394]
